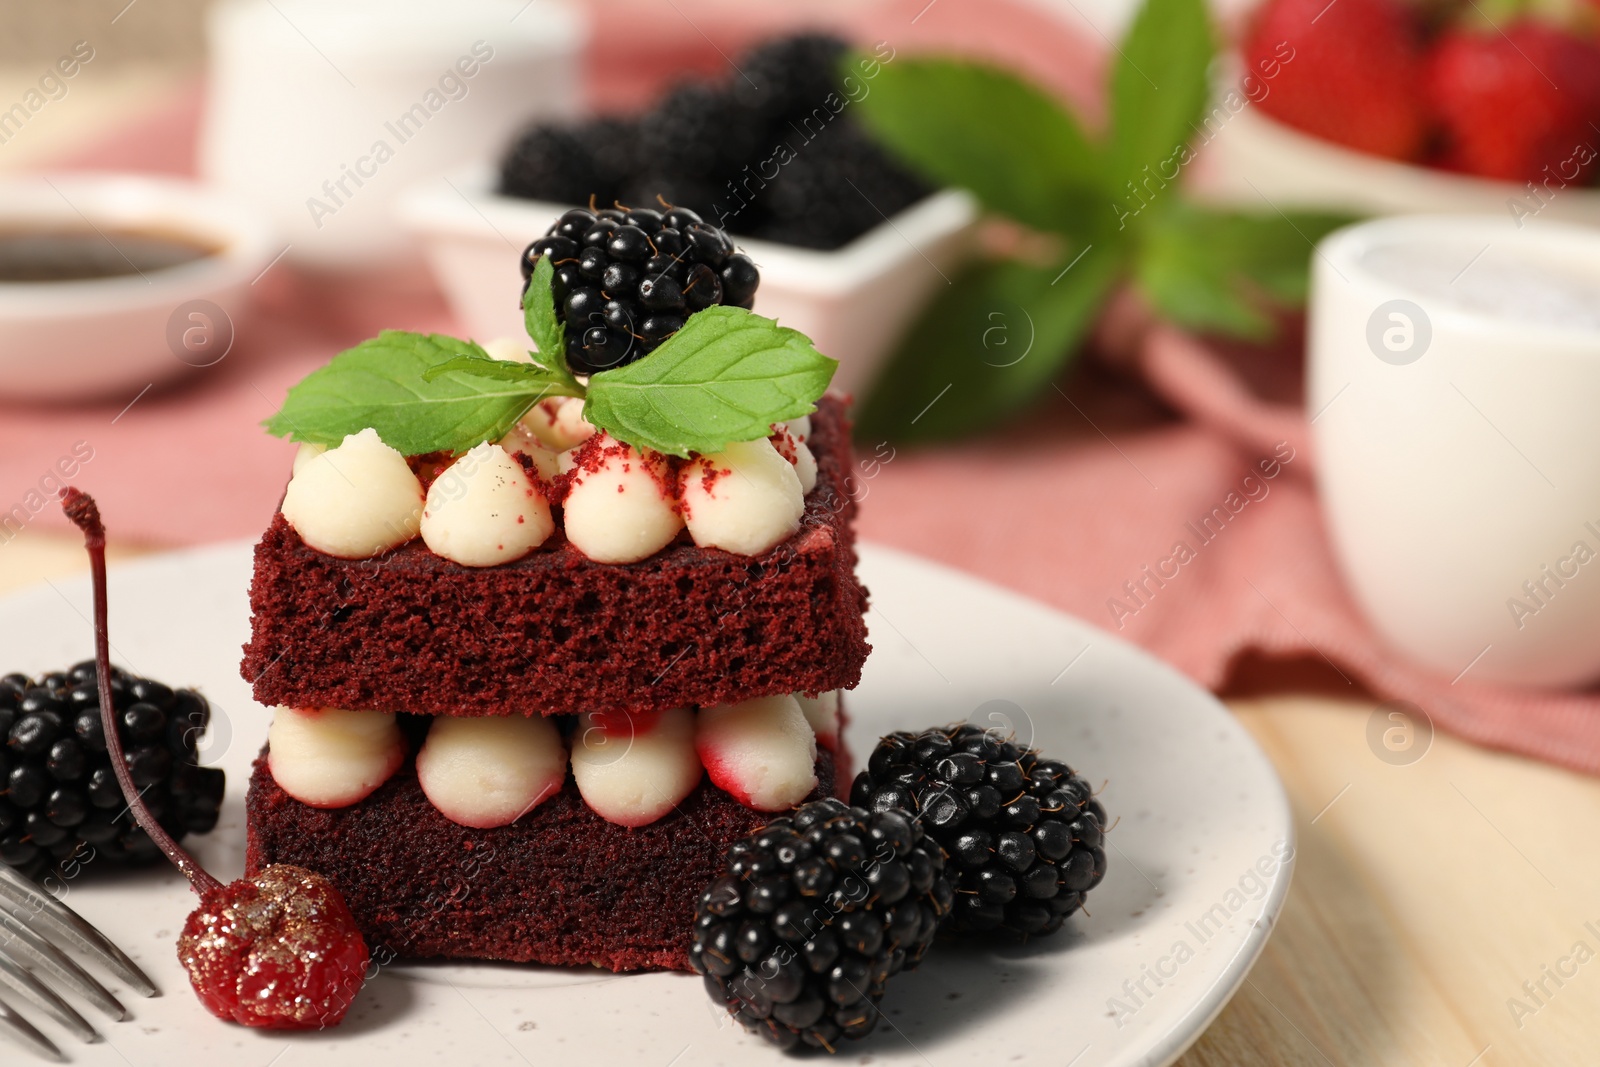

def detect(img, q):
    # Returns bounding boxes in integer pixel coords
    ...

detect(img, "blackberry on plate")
[850,724,1108,939]
[521,204,759,375]
[691,798,953,1052]
[0,661,225,880]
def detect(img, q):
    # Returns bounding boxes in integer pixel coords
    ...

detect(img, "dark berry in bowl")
[495,33,937,251]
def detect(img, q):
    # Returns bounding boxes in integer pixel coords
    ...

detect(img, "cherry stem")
[61,487,223,897]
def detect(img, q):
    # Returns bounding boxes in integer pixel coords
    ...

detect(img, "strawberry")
[1243,0,1428,160]
[1426,21,1600,183]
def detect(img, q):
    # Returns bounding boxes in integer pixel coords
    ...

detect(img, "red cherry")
[179,865,370,1029]
[62,488,370,1029]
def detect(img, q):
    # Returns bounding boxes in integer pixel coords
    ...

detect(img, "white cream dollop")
[291,442,326,475]
[415,715,567,829]
[791,439,817,494]
[551,396,595,449]
[497,423,561,481]
[696,694,817,811]
[681,438,805,556]
[785,414,812,443]
[510,396,592,452]
[795,690,841,750]
[267,706,404,809]
[562,436,683,564]
[483,336,532,363]
[570,708,701,827]
[280,428,423,559]
[420,442,554,567]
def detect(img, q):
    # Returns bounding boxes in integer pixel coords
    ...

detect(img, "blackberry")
[497,33,937,250]
[497,116,641,206]
[638,83,762,187]
[850,724,1107,939]
[0,662,225,880]
[497,125,601,204]
[691,798,952,1052]
[576,116,642,200]
[754,120,934,250]
[733,33,851,123]
[521,205,759,375]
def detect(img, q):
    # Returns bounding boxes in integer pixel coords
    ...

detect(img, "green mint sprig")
[264,255,837,459]
[850,0,1355,442]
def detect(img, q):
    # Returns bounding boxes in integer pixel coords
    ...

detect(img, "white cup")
[1309,215,1600,688]
[199,0,584,271]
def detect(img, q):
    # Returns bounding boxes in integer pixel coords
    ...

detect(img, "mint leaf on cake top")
[264,265,836,459]
[263,331,580,456]
[584,308,836,457]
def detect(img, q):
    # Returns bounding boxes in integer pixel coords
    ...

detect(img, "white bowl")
[0,173,279,402]
[397,168,979,397]
[1196,102,1600,226]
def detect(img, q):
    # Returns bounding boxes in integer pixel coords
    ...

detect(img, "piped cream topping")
[420,442,554,567]
[283,409,826,566]
[280,428,423,559]
[561,435,683,564]
[269,693,837,826]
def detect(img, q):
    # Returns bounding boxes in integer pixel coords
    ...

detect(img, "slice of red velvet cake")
[242,204,868,972]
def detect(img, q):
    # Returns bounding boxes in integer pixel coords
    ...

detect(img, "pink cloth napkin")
[5,0,1599,775]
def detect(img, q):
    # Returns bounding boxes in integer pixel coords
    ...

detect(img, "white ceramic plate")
[0,541,1292,1066]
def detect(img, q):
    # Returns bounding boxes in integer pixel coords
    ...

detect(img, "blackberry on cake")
[0,661,224,879]
[691,798,952,1051]
[850,724,1108,938]
[520,204,759,374]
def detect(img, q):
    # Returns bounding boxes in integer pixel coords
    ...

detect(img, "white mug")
[199,0,585,270]
[1309,215,1600,688]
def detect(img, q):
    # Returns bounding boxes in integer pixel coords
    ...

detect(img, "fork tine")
[0,868,158,996]
[0,993,64,1062]
[0,953,98,1043]
[0,912,127,1021]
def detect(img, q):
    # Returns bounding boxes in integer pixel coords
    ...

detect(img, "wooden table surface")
[5,65,1599,1067]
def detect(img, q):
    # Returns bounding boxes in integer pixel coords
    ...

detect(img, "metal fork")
[0,865,158,1061]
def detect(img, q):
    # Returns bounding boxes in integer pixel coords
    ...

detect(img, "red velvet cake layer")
[244,747,837,972]
[241,396,868,717]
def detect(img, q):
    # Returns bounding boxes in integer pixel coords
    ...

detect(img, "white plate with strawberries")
[0,541,1292,1066]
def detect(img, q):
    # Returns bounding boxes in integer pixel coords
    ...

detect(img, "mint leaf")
[1105,0,1213,217]
[851,55,1104,237]
[522,254,569,372]
[264,330,572,454]
[1135,205,1354,339]
[583,307,837,457]
[857,247,1123,442]
[430,344,584,396]
[423,354,555,384]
